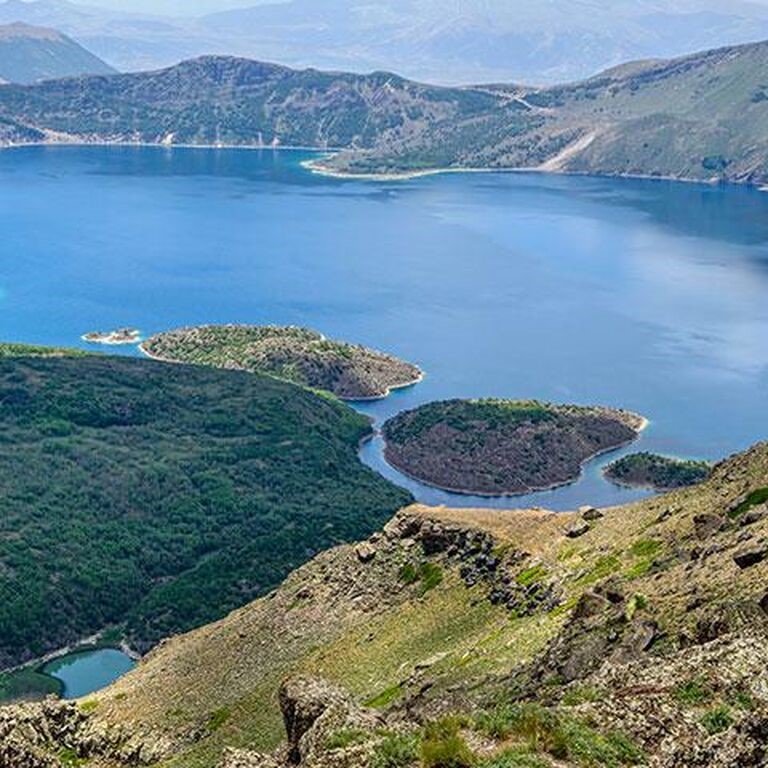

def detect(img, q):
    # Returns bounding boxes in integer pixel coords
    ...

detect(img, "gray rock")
[733,545,768,569]
[580,506,604,521]
[565,521,590,539]
[694,513,725,540]
[355,542,376,563]
[740,508,768,527]
[573,591,611,619]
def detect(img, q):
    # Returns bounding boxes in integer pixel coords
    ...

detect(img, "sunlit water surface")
[1,146,767,510]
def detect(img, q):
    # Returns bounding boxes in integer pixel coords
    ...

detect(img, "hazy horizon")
[62,0,768,15]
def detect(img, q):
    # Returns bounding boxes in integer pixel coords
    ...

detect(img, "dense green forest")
[0,355,411,669]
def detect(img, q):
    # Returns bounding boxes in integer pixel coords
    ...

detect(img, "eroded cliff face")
[3,443,768,767]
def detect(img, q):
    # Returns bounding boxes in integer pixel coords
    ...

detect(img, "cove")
[42,649,136,700]
[1,145,767,510]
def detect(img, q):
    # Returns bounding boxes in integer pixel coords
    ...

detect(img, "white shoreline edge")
[379,414,650,500]
[1,141,763,190]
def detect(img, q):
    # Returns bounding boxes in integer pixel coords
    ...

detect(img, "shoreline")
[1,140,764,191]
[379,413,650,499]
[301,157,762,189]
[1,632,140,680]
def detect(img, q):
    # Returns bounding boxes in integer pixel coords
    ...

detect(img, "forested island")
[0,353,410,672]
[604,452,712,490]
[141,325,423,400]
[382,399,646,495]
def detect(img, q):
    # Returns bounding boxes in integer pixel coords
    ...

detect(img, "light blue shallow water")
[1,145,767,511]
[42,649,136,699]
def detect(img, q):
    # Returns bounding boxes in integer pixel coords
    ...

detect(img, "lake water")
[42,649,136,699]
[1,145,767,510]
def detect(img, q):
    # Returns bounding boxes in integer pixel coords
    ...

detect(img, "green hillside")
[0,354,411,670]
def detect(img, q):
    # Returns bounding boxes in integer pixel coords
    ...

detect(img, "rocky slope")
[0,22,114,84]
[4,440,768,766]
[0,38,766,185]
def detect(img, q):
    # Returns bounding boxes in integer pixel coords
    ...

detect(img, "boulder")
[355,543,376,563]
[565,521,590,539]
[693,513,725,540]
[573,591,611,619]
[740,508,768,527]
[580,506,604,521]
[733,545,768,569]
[279,677,380,766]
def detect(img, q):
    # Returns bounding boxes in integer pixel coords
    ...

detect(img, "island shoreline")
[380,415,650,499]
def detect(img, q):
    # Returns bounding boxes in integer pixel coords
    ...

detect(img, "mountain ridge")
[0,20,114,83]
[1,38,767,185]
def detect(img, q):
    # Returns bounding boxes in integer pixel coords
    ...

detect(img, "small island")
[82,328,141,346]
[140,325,423,400]
[603,452,712,491]
[382,399,647,496]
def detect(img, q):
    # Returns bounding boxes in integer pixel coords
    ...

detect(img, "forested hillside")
[0,354,411,668]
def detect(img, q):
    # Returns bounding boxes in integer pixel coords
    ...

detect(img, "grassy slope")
[82,441,768,767]
[0,355,411,670]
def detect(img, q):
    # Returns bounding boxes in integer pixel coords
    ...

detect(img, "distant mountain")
[200,0,768,84]
[0,21,114,83]
[3,0,768,84]
[0,39,766,186]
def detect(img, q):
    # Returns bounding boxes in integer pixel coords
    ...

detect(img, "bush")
[674,678,713,706]
[421,717,476,768]
[372,731,420,768]
[700,706,733,735]
[399,562,444,595]
[480,748,549,767]
[207,707,231,732]
[325,728,369,750]
[474,704,644,766]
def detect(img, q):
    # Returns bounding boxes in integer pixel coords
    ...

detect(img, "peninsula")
[141,324,423,400]
[382,399,646,495]
[604,452,713,491]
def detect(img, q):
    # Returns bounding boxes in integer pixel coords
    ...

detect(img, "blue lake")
[1,145,767,510]
[42,649,136,699]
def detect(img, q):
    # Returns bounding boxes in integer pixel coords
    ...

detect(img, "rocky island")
[382,399,646,495]
[141,324,423,400]
[604,452,712,491]
[82,328,141,346]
